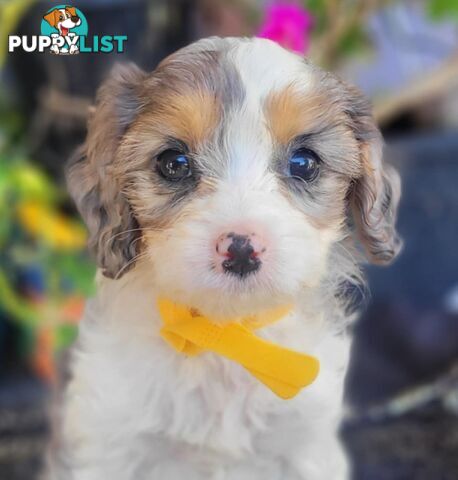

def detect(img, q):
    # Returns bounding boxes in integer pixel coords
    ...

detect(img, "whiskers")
[104,227,145,249]
[114,250,149,280]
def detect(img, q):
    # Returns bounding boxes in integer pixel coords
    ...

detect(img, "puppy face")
[68,38,401,317]
[43,7,81,31]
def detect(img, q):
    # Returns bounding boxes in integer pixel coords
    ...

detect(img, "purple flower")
[257,3,314,54]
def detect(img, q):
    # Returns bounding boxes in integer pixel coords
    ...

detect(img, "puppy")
[47,37,401,480]
[43,6,81,54]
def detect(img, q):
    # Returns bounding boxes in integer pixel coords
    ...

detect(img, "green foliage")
[427,0,458,19]
[335,23,370,58]
[0,0,37,67]
[0,153,95,355]
[304,0,329,33]
[55,323,78,350]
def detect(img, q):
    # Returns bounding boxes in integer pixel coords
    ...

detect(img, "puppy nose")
[216,232,265,277]
[71,15,79,22]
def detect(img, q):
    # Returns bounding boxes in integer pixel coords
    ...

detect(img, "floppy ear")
[345,84,402,265]
[67,64,147,279]
[43,9,59,28]
[65,6,77,17]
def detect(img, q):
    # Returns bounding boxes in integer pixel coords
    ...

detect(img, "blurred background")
[0,0,457,479]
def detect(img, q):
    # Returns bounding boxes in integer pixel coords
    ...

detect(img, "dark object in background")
[0,376,48,480]
[349,302,458,407]
[347,130,458,408]
[343,130,458,480]
[343,404,458,480]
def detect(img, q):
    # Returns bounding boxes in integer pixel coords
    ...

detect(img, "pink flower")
[257,3,313,54]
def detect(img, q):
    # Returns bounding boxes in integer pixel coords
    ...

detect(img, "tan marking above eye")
[264,85,337,145]
[143,90,221,150]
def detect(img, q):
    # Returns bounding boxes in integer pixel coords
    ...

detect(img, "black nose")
[71,15,79,22]
[222,234,261,278]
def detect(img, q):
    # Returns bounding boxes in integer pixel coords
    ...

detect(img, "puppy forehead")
[229,38,314,99]
[142,38,314,140]
[168,36,312,93]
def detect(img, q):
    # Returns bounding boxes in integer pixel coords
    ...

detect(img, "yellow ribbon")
[158,299,320,399]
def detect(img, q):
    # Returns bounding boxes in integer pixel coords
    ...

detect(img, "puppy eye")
[157,149,191,181]
[288,148,320,182]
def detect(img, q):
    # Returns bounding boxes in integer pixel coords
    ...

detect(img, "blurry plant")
[255,0,458,68]
[427,0,458,19]
[254,1,394,68]
[1,34,94,381]
[0,155,94,383]
[17,201,86,250]
[306,0,396,67]
[0,0,36,67]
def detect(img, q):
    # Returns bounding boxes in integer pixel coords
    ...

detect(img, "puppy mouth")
[60,18,79,34]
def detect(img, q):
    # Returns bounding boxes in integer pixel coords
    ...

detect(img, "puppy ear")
[66,6,77,17]
[67,63,147,279]
[43,10,58,28]
[345,84,402,265]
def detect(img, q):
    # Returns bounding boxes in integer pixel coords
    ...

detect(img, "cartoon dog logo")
[43,6,82,54]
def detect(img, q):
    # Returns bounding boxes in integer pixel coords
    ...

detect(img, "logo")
[41,5,87,54]
[9,5,127,55]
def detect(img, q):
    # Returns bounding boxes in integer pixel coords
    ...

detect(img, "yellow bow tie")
[158,299,320,399]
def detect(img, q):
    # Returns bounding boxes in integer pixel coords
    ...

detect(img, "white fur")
[229,37,313,101]
[50,262,350,480]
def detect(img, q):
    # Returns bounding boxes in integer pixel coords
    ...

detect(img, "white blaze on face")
[221,39,313,186]
[230,38,313,101]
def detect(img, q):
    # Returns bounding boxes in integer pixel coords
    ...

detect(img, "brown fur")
[341,82,403,264]
[67,63,147,279]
